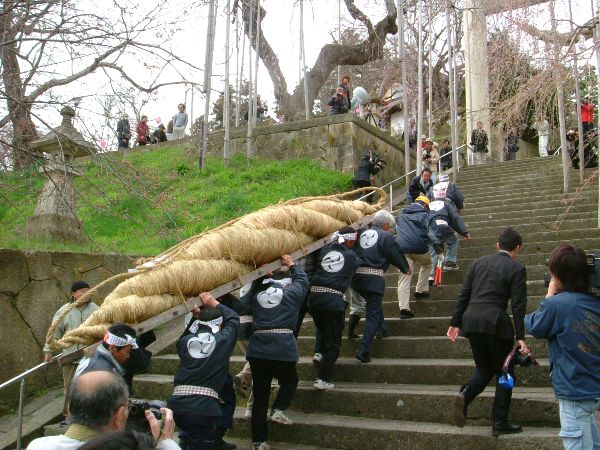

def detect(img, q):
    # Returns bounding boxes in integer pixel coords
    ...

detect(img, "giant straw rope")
[45,187,386,351]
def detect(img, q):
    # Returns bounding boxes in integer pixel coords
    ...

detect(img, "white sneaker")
[269,409,293,425]
[244,406,252,418]
[313,379,335,391]
[253,442,270,450]
[313,352,323,367]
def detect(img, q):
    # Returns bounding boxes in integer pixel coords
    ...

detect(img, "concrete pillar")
[463,0,491,163]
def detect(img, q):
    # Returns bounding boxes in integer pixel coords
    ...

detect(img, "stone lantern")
[26,106,95,242]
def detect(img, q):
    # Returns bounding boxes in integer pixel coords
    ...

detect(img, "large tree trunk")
[0,7,38,168]
[238,0,398,119]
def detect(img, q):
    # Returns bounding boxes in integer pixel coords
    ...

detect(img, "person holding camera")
[167,292,240,450]
[525,244,600,450]
[447,228,529,436]
[352,149,386,204]
[328,87,349,115]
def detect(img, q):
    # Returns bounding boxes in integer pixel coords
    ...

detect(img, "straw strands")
[46,187,385,350]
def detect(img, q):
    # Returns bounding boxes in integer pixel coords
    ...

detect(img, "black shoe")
[355,352,371,363]
[492,421,522,436]
[215,439,237,450]
[59,419,68,427]
[429,278,434,286]
[348,331,360,339]
[400,309,415,319]
[414,291,430,299]
[444,261,459,271]
[453,391,467,428]
[347,314,361,339]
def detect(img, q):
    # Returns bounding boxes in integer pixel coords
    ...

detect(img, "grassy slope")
[0,147,353,255]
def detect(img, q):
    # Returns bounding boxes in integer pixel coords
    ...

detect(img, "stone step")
[227,408,562,450]
[458,169,565,187]
[150,356,553,387]
[465,214,597,234]
[132,375,559,427]
[384,265,548,284]
[460,229,597,249]
[459,204,596,223]
[454,237,600,259]
[459,198,597,218]
[382,281,546,301]
[465,192,598,210]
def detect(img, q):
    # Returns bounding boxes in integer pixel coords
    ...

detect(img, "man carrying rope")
[43,280,98,425]
[353,211,411,363]
[243,254,309,450]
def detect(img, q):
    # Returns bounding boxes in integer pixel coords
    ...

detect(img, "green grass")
[0,148,353,255]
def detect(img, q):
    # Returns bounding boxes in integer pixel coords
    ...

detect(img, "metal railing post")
[389,185,393,210]
[16,378,25,450]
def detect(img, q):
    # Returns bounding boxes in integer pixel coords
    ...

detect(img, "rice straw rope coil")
[46,187,386,350]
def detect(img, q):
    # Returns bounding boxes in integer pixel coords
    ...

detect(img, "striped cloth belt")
[240,315,253,324]
[172,385,219,399]
[355,267,385,276]
[311,286,344,297]
[254,328,293,335]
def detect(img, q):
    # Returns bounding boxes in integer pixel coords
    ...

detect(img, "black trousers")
[248,357,298,443]
[465,333,514,422]
[311,309,345,381]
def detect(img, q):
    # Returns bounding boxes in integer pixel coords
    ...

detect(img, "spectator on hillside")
[424,140,440,183]
[505,127,519,161]
[44,281,98,425]
[533,116,549,158]
[470,121,489,165]
[581,95,595,145]
[137,116,150,146]
[328,87,349,115]
[27,371,179,450]
[352,149,386,204]
[151,124,168,144]
[166,120,174,140]
[172,104,188,139]
[339,75,352,111]
[116,114,131,149]
[407,168,433,204]
[525,244,600,450]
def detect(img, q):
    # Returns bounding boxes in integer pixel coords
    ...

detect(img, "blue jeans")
[429,233,459,276]
[357,290,384,356]
[558,398,600,450]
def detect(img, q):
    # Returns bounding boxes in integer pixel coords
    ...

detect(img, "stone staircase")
[134,156,599,449]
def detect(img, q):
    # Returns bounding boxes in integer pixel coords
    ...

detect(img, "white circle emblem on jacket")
[257,286,284,309]
[321,251,345,273]
[360,229,378,249]
[187,333,217,359]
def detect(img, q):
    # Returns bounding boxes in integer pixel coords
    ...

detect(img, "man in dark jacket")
[407,168,433,204]
[428,183,471,275]
[328,87,349,115]
[353,149,386,204]
[353,211,410,363]
[244,255,309,450]
[79,323,138,381]
[447,228,529,436]
[470,120,489,165]
[431,174,465,212]
[116,114,131,149]
[308,227,361,390]
[168,292,239,450]
[396,196,442,319]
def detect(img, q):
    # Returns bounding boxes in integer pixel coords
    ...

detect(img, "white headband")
[103,331,139,349]
[331,231,357,244]
[262,277,292,288]
[189,317,223,334]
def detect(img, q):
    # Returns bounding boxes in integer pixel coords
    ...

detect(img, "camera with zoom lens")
[543,253,600,296]
[127,399,165,433]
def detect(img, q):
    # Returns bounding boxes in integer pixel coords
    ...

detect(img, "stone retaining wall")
[0,249,136,413]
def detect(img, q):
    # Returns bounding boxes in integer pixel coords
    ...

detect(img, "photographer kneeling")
[525,244,600,450]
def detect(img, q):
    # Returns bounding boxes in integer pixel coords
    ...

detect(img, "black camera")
[127,399,165,433]
[543,253,600,296]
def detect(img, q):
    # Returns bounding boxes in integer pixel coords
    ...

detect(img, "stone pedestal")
[26,106,93,243]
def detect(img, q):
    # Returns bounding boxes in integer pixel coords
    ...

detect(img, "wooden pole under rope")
[224,0,232,166]
[201,0,218,171]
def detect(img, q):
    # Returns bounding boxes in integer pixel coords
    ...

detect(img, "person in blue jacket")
[167,292,239,450]
[308,226,361,390]
[525,244,600,450]
[352,210,410,363]
[244,255,309,450]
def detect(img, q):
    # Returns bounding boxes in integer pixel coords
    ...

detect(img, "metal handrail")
[359,143,468,209]
[553,146,562,156]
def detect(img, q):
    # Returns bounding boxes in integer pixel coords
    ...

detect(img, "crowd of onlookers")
[116,103,189,149]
